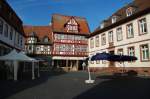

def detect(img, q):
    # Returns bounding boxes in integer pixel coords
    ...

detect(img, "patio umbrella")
[91,53,113,61]
[91,53,137,62]
[119,55,137,61]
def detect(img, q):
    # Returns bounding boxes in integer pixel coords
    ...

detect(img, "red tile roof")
[52,14,90,35]
[23,25,52,42]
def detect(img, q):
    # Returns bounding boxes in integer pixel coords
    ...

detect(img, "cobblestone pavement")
[0,71,150,99]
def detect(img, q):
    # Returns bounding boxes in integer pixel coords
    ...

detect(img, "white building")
[0,0,25,56]
[88,0,150,73]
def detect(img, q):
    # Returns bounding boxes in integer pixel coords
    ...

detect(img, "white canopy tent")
[18,51,40,79]
[0,50,39,80]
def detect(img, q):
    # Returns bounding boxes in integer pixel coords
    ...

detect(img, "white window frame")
[90,38,94,48]
[112,16,117,23]
[128,47,135,56]
[140,44,150,61]
[127,23,134,38]
[116,27,123,41]
[95,35,99,47]
[101,33,106,45]
[139,18,147,35]
[66,18,78,33]
[108,31,113,43]
[118,49,123,55]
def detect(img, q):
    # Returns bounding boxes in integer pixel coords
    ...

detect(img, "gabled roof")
[91,0,150,37]
[23,25,52,43]
[52,14,90,35]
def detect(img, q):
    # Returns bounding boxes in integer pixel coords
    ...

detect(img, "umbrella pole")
[85,64,95,84]
[88,66,91,80]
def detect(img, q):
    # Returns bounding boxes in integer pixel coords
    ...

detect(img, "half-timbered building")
[51,14,90,71]
[24,26,52,71]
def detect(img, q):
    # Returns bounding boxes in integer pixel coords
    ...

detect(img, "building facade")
[51,14,90,71]
[23,26,52,71]
[88,0,150,73]
[24,14,90,71]
[0,0,25,56]
[24,26,52,56]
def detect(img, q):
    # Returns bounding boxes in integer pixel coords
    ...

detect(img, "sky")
[7,0,132,32]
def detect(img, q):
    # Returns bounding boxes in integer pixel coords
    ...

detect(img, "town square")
[0,0,150,99]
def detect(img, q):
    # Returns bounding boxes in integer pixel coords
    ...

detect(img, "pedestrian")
[82,62,86,71]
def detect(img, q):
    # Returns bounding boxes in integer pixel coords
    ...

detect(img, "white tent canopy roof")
[18,51,38,62]
[0,49,37,62]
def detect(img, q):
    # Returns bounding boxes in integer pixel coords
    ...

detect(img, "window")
[139,18,147,35]
[20,36,23,46]
[90,38,94,48]
[118,49,123,55]
[55,34,61,40]
[116,27,123,41]
[66,18,78,33]
[128,47,135,56]
[96,60,100,64]
[17,34,20,45]
[4,24,8,37]
[28,46,32,50]
[112,16,117,23]
[9,28,13,40]
[36,47,40,51]
[68,35,74,40]
[127,23,134,38]
[126,7,133,17]
[75,35,81,41]
[100,23,104,29]
[95,36,99,47]
[40,46,44,51]
[0,19,3,34]
[60,34,67,40]
[43,37,49,42]
[101,33,106,45]
[140,44,149,61]
[108,31,113,43]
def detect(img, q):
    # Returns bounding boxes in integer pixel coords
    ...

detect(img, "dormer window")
[66,17,79,33]
[43,36,49,42]
[100,23,104,29]
[126,7,133,17]
[112,16,117,24]
[27,32,37,43]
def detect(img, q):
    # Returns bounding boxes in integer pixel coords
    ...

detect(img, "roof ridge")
[23,25,51,27]
[52,13,86,20]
